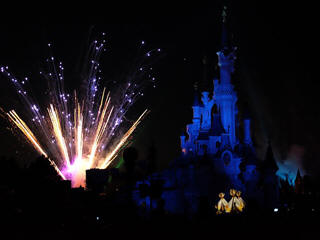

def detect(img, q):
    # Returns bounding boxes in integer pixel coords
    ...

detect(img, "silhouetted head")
[236,191,241,197]
[219,192,225,198]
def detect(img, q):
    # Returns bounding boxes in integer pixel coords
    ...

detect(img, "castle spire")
[216,5,236,85]
[202,55,207,83]
[294,169,304,194]
[296,168,301,179]
[192,82,202,107]
[261,142,279,173]
[201,55,210,91]
[215,5,237,147]
[221,5,229,50]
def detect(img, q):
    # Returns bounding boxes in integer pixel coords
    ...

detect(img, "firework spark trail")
[7,110,48,157]
[48,104,71,168]
[47,158,67,180]
[7,110,66,180]
[1,35,160,187]
[87,94,112,169]
[100,109,149,169]
[74,103,83,162]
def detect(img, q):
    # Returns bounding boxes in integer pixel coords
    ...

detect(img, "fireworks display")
[0,34,159,187]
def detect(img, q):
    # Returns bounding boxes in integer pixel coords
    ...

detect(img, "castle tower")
[201,91,214,130]
[200,55,213,131]
[192,82,202,122]
[294,169,304,195]
[260,142,280,210]
[215,6,238,148]
[261,143,279,174]
[180,83,203,154]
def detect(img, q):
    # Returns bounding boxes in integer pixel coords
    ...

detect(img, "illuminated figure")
[227,189,240,213]
[236,190,245,212]
[215,192,229,214]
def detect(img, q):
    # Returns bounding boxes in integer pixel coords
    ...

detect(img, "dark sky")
[0,2,319,175]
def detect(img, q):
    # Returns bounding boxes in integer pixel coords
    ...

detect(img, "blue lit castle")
[134,7,279,215]
[179,8,259,193]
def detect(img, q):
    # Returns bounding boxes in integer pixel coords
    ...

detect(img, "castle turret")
[192,82,202,121]
[261,143,279,174]
[294,169,304,194]
[215,6,238,148]
[221,5,229,50]
[260,142,280,210]
[217,6,235,84]
[201,91,214,130]
[180,83,203,154]
[180,132,187,154]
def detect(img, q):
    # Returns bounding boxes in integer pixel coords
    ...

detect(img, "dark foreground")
[2,207,320,240]
[1,156,319,239]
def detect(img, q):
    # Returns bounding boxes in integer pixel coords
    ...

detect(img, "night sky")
[1,2,319,175]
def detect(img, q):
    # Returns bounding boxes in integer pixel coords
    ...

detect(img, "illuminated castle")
[134,7,279,214]
[180,7,257,191]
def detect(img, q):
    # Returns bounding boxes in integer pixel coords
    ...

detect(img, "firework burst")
[1,34,159,187]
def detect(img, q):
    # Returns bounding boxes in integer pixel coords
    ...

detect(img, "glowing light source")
[1,35,160,187]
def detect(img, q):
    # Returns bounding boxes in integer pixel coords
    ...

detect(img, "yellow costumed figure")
[215,192,229,214]
[235,190,245,212]
[227,189,240,213]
